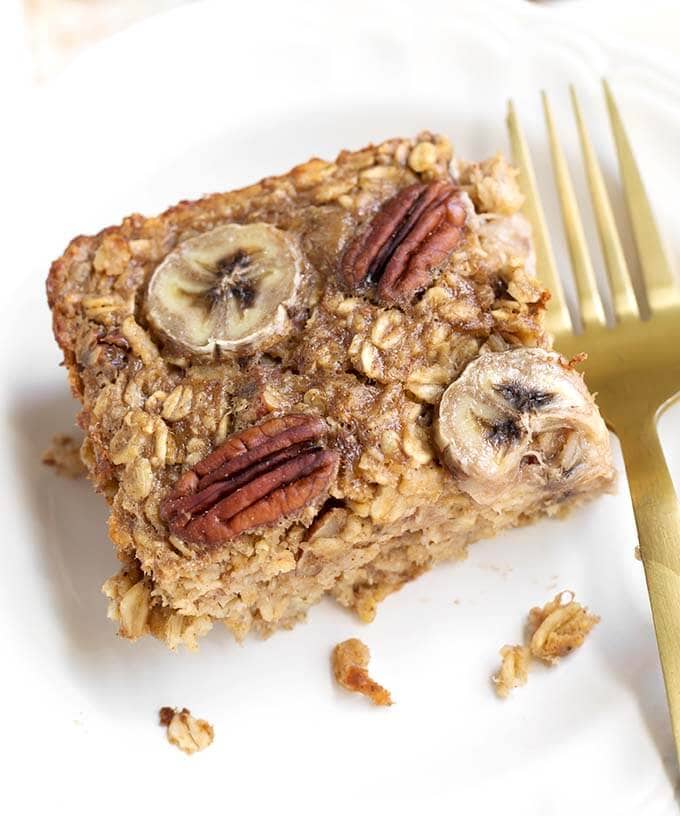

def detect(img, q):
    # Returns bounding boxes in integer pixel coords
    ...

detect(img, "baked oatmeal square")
[47,132,614,649]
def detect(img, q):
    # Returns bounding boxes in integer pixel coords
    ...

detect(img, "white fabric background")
[1,0,679,93]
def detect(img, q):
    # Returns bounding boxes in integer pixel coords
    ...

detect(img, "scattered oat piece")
[528,591,599,665]
[492,644,531,699]
[493,591,600,698]
[332,638,392,706]
[41,434,86,478]
[159,707,214,755]
[634,546,642,562]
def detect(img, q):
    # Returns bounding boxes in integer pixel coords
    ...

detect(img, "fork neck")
[614,413,680,572]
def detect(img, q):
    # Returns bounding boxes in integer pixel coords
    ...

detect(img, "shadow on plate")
[10,385,114,644]
[8,385,205,699]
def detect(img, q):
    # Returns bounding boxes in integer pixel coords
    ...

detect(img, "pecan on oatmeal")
[340,181,467,304]
[528,591,600,665]
[159,707,214,755]
[42,433,86,478]
[332,638,392,706]
[160,414,339,548]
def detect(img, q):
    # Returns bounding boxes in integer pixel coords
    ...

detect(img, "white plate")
[4,1,680,812]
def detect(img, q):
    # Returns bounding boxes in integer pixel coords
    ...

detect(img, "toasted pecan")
[160,414,339,548]
[340,181,466,304]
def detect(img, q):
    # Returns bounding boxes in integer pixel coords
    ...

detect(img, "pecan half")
[340,181,466,304]
[160,414,339,548]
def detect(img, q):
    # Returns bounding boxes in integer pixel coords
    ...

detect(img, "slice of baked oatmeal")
[47,132,615,649]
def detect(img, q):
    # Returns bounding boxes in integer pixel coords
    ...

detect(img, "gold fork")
[507,81,680,760]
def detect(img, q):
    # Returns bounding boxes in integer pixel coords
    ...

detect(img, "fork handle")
[617,415,680,758]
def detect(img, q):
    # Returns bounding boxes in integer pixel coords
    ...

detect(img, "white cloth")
[542,0,680,56]
[1,0,679,92]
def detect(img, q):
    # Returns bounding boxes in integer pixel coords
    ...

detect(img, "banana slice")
[434,348,613,508]
[146,223,302,355]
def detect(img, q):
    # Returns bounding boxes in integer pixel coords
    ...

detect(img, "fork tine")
[570,86,639,321]
[506,100,573,337]
[603,79,680,312]
[542,91,606,328]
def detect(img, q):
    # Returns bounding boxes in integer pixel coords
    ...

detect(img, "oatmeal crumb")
[493,591,599,698]
[634,546,641,562]
[566,352,588,369]
[492,644,531,698]
[41,433,86,478]
[332,638,392,706]
[527,591,599,665]
[159,707,214,755]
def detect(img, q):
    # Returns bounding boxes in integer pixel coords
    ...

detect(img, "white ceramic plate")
[4,1,680,812]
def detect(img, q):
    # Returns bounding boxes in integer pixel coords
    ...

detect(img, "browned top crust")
[48,133,546,408]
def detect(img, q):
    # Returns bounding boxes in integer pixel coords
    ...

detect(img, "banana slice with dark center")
[146,223,302,355]
[434,348,613,507]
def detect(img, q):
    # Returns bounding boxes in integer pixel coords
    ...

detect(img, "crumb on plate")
[41,433,86,478]
[492,590,600,698]
[492,644,531,699]
[159,706,214,754]
[332,638,392,706]
[527,591,599,665]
